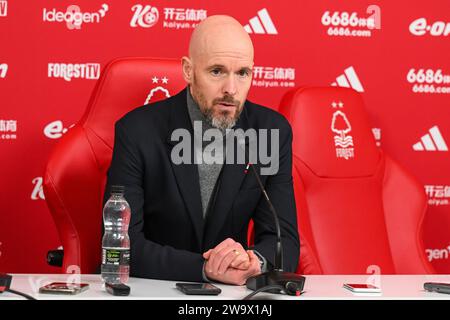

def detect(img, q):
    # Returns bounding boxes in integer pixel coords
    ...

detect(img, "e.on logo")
[44,120,74,139]
[409,18,450,37]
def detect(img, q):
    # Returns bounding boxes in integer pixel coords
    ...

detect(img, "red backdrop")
[1,0,449,273]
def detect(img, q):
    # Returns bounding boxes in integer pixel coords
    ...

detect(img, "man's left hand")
[202,238,250,275]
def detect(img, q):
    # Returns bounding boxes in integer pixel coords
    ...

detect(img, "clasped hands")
[202,238,261,285]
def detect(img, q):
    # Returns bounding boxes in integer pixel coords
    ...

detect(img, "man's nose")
[222,74,237,96]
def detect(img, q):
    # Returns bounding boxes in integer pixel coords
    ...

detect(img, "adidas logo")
[244,8,278,35]
[331,66,364,92]
[413,126,448,152]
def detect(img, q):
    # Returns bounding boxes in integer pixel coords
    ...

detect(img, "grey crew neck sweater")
[186,89,225,218]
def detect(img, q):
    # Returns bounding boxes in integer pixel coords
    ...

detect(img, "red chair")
[43,57,186,273]
[279,87,434,275]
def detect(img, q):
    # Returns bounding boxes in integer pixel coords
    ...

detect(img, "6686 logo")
[407,68,450,94]
[321,5,381,38]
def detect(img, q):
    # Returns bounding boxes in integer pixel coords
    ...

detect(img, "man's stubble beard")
[190,78,244,130]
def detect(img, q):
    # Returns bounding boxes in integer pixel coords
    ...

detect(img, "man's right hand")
[202,238,250,274]
[204,249,261,285]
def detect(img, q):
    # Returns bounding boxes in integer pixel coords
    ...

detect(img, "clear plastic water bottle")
[101,185,131,284]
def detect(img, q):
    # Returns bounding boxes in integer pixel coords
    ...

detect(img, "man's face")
[188,53,253,130]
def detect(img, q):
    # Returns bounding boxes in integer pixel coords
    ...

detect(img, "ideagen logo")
[130,4,159,28]
[43,3,109,30]
[426,246,450,262]
[409,18,450,37]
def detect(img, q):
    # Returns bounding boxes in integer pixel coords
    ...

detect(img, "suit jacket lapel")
[165,89,205,249]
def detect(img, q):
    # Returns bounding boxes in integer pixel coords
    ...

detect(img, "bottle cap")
[111,185,125,195]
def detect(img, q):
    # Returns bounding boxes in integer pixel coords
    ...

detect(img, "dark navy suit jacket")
[104,88,299,281]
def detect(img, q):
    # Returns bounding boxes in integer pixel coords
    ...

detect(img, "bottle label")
[102,248,130,266]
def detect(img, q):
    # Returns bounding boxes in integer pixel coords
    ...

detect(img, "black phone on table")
[176,283,221,295]
[39,282,89,295]
[424,282,450,294]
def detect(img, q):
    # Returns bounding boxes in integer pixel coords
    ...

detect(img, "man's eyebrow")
[207,64,226,70]
[206,65,253,73]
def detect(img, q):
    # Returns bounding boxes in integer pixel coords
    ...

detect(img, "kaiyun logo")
[130,4,159,28]
[31,177,45,200]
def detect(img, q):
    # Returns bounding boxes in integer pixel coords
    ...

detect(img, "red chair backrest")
[44,57,186,273]
[279,87,434,275]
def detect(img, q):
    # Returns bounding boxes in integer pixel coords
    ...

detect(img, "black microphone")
[244,162,305,296]
[244,162,283,270]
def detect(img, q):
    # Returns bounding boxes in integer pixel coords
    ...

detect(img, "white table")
[1,274,450,300]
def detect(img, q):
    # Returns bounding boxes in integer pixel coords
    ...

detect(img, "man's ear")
[181,56,193,84]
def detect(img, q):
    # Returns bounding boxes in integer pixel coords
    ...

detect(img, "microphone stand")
[244,163,305,296]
